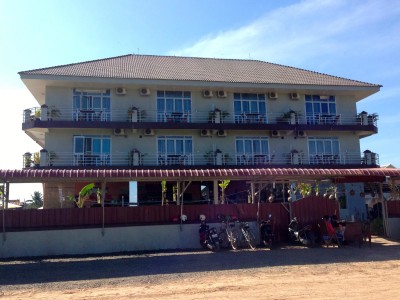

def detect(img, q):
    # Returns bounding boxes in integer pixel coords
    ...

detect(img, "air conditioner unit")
[114,128,125,136]
[217,90,227,98]
[144,128,154,136]
[296,130,307,138]
[268,92,278,99]
[200,129,212,137]
[203,90,213,98]
[140,88,150,96]
[290,92,300,100]
[217,129,227,137]
[270,130,281,138]
[115,87,127,95]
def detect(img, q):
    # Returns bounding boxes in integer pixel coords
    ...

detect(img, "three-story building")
[19,54,382,213]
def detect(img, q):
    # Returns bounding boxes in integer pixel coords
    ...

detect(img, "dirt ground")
[1,237,400,300]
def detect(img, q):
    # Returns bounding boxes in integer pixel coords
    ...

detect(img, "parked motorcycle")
[260,214,275,249]
[199,215,220,251]
[288,217,315,247]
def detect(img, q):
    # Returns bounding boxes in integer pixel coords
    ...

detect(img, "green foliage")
[297,182,312,198]
[69,183,95,208]
[31,191,43,208]
[161,180,167,205]
[219,180,230,204]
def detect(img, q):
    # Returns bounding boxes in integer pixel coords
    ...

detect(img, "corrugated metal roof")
[19,54,380,87]
[1,168,399,183]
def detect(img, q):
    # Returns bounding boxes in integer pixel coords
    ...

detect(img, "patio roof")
[1,167,400,183]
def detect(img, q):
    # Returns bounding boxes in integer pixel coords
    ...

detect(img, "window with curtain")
[73,89,111,121]
[73,135,111,166]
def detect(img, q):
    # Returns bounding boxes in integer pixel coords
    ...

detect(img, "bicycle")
[238,221,257,250]
[217,214,240,250]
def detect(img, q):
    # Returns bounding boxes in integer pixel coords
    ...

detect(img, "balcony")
[23,150,379,169]
[22,107,378,129]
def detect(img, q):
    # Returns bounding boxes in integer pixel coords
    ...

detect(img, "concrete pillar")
[213,180,219,204]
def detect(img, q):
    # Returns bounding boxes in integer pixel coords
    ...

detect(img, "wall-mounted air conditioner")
[270,130,281,138]
[115,87,127,95]
[200,129,212,137]
[217,90,227,98]
[296,130,306,138]
[217,129,227,137]
[144,128,154,136]
[268,92,278,99]
[290,92,300,100]
[203,90,213,98]
[114,128,125,136]
[140,88,150,96]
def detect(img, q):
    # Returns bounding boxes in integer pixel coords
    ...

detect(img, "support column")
[213,180,219,204]
[101,181,106,236]
[379,182,389,237]
[251,182,255,204]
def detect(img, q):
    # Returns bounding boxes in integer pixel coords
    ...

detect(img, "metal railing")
[23,150,379,168]
[23,107,378,127]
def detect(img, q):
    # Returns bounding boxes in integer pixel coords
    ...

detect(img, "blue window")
[157,136,193,166]
[308,137,340,164]
[305,95,336,124]
[235,136,269,164]
[234,93,267,123]
[157,91,191,122]
[73,135,111,166]
[73,89,111,121]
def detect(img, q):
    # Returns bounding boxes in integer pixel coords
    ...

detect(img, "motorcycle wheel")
[218,231,230,249]
[229,229,240,250]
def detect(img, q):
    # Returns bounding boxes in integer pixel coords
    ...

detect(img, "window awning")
[1,167,399,183]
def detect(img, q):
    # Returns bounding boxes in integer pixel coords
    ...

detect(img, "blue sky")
[0,0,399,200]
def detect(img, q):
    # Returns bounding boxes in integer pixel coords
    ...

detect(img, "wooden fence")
[387,201,400,217]
[1,197,339,241]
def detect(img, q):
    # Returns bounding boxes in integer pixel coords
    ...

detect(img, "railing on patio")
[23,150,378,168]
[23,107,378,127]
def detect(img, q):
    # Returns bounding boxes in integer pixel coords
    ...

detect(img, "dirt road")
[1,237,400,299]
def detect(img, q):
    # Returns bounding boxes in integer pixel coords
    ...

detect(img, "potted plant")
[33,152,40,167]
[282,110,297,124]
[23,152,32,168]
[208,108,229,123]
[48,107,61,120]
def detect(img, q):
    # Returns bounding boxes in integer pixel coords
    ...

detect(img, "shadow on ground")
[0,237,399,286]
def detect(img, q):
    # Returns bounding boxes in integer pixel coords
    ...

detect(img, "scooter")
[260,214,275,249]
[199,215,220,251]
[288,217,315,247]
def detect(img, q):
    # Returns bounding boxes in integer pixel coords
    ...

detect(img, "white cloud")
[170,0,400,66]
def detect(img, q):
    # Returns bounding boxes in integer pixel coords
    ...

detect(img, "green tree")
[31,191,43,208]
[68,183,96,208]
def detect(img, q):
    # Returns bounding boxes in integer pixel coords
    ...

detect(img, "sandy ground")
[1,237,400,300]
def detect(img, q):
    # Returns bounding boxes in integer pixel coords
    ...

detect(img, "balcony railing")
[23,150,379,168]
[23,107,378,127]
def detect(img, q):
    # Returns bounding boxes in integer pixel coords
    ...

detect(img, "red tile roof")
[1,168,399,183]
[19,54,380,87]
